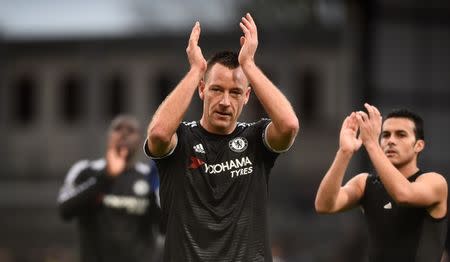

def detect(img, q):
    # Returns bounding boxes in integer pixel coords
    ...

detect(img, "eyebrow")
[382,129,409,135]
[230,88,244,93]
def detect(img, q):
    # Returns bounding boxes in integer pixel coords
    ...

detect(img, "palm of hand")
[186,22,207,72]
[238,14,258,66]
[238,37,257,65]
[359,120,381,145]
[189,46,206,71]
[340,128,361,152]
[339,114,362,153]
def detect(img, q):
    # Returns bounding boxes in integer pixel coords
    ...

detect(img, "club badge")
[229,137,248,153]
[133,180,149,196]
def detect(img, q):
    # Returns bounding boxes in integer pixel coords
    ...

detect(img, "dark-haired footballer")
[315,104,447,262]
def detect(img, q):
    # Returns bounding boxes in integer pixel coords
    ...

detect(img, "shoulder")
[181,121,198,129]
[134,162,151,175]
[90,158,106,170]
[237,118,270,129]
[417,172,448,188]
[68,159,89,173]
[68,158,105,174]
[344,173,370,197]
[348,172,370,189]
[418,172,446,181]
[177,121,199,137]
[236,119,271,137]
[64,158,105,183]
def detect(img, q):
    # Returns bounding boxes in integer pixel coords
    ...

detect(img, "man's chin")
[390,159,406,168]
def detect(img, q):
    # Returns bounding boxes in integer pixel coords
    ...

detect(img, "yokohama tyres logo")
[188,156,254,178]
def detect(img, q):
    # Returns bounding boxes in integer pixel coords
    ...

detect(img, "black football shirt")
[145,119,281,262]
[361,171,447,262]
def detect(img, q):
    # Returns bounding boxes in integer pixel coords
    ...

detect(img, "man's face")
[108,119,140,159]
[380,117,423,168]
[199,64,250,134]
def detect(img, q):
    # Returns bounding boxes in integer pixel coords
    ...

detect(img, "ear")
[198,79,205,100]
[243,85,251,105]
[414,139,425,153]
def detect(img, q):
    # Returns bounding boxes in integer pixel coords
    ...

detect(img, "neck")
[396,161,419,178]
[199,117,236,135]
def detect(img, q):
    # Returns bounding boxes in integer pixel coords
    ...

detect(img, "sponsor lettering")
[203,156,253,178]
[103,195,149,215]
[231,167,253,178]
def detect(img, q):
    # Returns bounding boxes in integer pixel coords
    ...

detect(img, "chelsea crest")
[229,137,248,153]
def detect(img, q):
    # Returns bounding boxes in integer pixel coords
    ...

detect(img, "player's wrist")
[240,58,256,70]
[363,140,379,151]
[189,65,206,77]
[337,147,354,157]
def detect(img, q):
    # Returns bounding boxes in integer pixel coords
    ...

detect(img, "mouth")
[214,111,232,118]
[117,138,130,148]
[385,149,398,157]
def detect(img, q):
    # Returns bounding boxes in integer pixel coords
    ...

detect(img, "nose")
[219,92,231,107]
[386,136,396,146]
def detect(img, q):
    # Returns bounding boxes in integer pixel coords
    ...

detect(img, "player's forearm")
[241,62,299,136]
[147,68,203,145]
[315,149,352,213]
[364,142,412,204]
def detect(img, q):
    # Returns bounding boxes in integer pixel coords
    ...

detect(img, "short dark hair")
[385,109,424,141]
[205,51,239,80]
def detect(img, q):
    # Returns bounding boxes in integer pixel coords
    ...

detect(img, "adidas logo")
[383,202,392,209]
[193,144,205,154]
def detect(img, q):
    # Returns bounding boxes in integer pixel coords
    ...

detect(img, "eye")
[230,90,242,97]
[381,133,390,138]
[210,87,221,93]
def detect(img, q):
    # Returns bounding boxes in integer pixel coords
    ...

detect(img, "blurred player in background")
[58,115,162,262]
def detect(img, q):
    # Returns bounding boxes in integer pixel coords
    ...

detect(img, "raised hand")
[186,21,207,73]
[106,146,128,177]
[339,112,362,154]
[356,103,383,146]
[238,13,258,67]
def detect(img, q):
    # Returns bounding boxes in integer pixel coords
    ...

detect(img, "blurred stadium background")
[0,0,449,261]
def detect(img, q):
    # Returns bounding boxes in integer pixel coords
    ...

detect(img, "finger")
[241,16,252,31]
[357,111,369,122]
[355,112,365,126]
[119,147,129,159]
[240,36,245,47]
[347,113,358,130]
[364,103,376,119]
[189,21,200,46]
[240,21,250,34]
[245,13,257,30]
[241,17,256,37]
[239,22,250,37]
[106,148,117,162]
[372,104,382,117]
[342,116,350,129]
[367,104,382,124]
